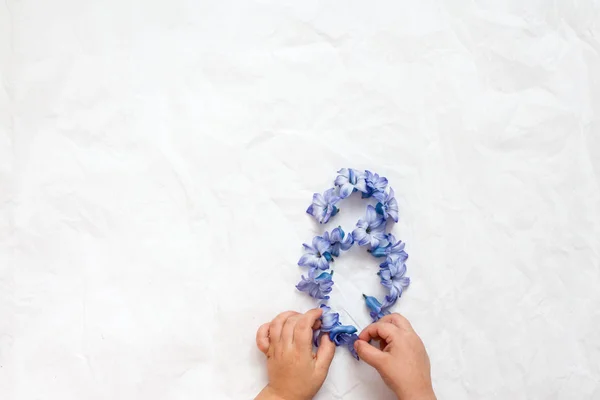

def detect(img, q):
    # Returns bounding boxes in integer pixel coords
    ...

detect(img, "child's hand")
[255,309,336,400]
[354,314,436,400]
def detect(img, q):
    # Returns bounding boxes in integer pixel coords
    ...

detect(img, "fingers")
[294,308,323,348]
[281,314,302,344]
[377,313,413,331]
[354,339,387,368]
[358,321,400,343]
[315,334,336,371]
[256,323,270,354]
[269,311,300,343]
[355,314,413,363]
[263,309,326,355]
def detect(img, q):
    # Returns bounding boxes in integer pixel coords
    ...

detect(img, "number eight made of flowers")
[297,169,410,359]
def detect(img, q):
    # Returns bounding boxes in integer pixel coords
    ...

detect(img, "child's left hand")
[255,309,336,400]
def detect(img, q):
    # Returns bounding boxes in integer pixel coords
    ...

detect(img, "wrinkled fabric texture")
[1,1,600,399]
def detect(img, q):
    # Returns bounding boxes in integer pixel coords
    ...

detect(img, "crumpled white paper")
[1,1,600,399]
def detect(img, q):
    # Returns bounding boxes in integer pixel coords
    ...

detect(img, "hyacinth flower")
[319,304,340,331]
[370,233,408,262]
[298,236,333,271]
[329,325,359,360]
[333,331,359,360]
[363,170,388,198]
[307,188,341,224]
[374,187,399,223]
[335,168,368,198]
[380,257,410,310]
[329,324,358,342]
[296,270,334,300]
[312,304,340,346]
[363,294,389,321]
[322,226,354,257]
[353,205,387,248]
[311,305,359,359]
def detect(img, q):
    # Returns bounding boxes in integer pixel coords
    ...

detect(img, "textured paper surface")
[1,1,600,399]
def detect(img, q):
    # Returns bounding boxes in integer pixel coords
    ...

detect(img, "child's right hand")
[354,314,436,400]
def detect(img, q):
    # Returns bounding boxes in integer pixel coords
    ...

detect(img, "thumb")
[354,340,386,368]
[316,334,335,371]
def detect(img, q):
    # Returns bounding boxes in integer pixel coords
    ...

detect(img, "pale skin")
[255,309,436,400]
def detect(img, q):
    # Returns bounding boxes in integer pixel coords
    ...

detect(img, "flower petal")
[398,276,410,288]
[335,175,349,186]
[388,208,399,223]
[302,243,315,252]
[353,228,370,246]
[363,294,383,316]
[319,209,332,224]
[323,188,341,204]
[365,205,378,222]
[312,193,326,207]
[371,246,387,257]
[345,334,360,359]
[320,305,340,331]
[330,325,358,345]
[335,168,350,186]
[315,256,329,270]
[397,262,407,277]
[352,227,367,242]
[339,183,355,199]
[309,204,325,221]
[335,333,360,359]
[339,232,354,250]
[330,227,344,243]
[377,177,389,190]
[314,237,331,254]
[369,234,381,249]
[373,190,385,203]
[388,187,395,198]
[380,270,393,285]
[348,168,358,184]
[354,179,368,193]
[298,253,319,268]
[330,324,356,336]
[330,244,341,257]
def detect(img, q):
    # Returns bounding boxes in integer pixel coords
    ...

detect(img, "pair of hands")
[255,309,436,400]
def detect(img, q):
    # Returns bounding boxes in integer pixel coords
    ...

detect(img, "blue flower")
[323,226,354,257]
[314,305,360,360]
[380,258,410,310]
[306,188,341,224]
[296,270,334,300]
[298,236,333,270]
[335,332,360,360]
[329,324,358,344]
[329,325,359,359]
[352,205,387,248]
[374,187,399,222]
[370,234,408,262]
[362,170,388,198]
[313,304,341,346]
[363,294,389,321]
[319,304,340,331]
[335,168,368,198]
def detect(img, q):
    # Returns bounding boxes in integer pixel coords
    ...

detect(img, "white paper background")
[1,1,600,399]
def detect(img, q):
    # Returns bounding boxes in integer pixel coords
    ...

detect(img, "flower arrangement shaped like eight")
[297,169,410,359]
